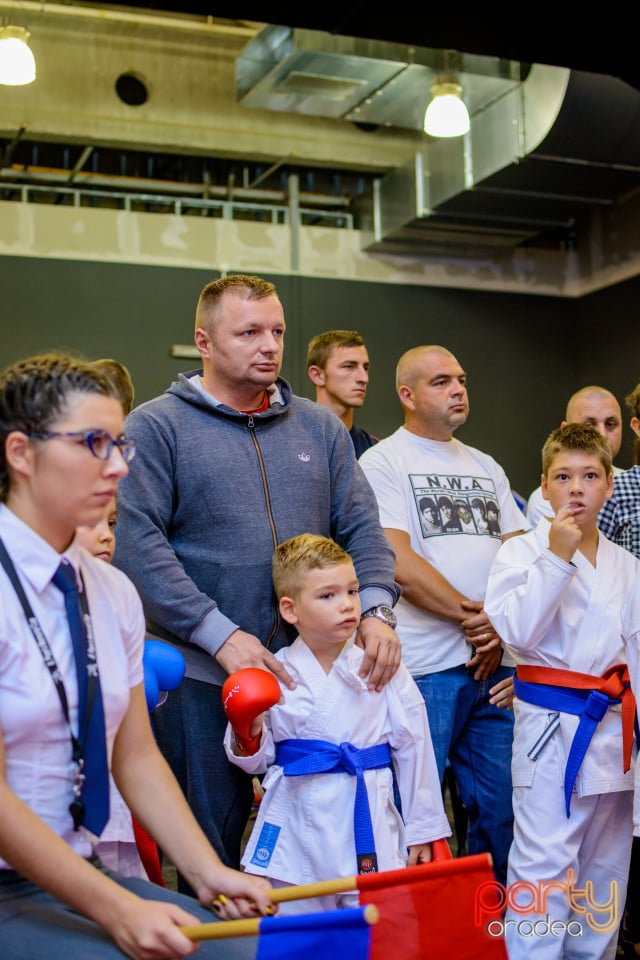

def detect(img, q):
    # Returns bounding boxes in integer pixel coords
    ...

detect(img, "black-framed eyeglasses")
[25,429,136,464]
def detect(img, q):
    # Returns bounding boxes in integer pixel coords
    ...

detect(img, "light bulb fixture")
[0,25,36,86]
[423,81,470,138]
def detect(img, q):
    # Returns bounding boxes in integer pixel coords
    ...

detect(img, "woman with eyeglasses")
[0,353,273,959]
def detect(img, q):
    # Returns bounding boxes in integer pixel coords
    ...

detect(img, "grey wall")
[2,255,639,501]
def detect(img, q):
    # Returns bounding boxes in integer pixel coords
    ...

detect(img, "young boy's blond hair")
[272,534,353,600]
[541,422,612,477]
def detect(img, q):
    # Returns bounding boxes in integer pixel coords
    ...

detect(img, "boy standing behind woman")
[485,423,640,960]
[224,533,451,913]
[75,497,151,880]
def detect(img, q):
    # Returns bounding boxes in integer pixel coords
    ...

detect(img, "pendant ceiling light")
[0,25,36,86]
[423,80,470,138]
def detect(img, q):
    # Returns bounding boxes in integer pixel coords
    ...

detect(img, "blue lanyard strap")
[275,738,391,874]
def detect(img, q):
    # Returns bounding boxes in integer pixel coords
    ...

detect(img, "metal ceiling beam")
[66,146,94,184]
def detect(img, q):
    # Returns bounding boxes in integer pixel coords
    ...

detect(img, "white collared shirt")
[0,504,145,865]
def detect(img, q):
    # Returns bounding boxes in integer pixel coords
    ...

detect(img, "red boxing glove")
[222,668,281,755]
[430,838,453,862]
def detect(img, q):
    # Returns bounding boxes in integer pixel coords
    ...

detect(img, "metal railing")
[0,182,354,229]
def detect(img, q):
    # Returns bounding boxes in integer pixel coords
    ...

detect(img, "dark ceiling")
[5,3,637,269]
[95,2,640,91]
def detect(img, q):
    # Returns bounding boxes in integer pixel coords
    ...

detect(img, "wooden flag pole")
[263,845,474,904]
[248,839,459,905]
[269,875,358,902]
[181,903,378,942]
[181,916,262,941]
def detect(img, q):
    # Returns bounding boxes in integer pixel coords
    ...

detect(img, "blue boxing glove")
[143,662,160,713]
[142,640,186,713]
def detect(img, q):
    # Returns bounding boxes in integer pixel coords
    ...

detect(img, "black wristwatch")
[360,605,397,629]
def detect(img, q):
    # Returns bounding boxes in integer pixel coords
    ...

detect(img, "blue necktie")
[52,559,110,835]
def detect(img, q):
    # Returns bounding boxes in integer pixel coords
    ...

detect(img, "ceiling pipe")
[0,163,352,208]
[0,1,260,36]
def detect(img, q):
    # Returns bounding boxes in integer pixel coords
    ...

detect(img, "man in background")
[526,385,623,526]
[360,344,528,885]
[113,276,400,892]
[307,329,378,457]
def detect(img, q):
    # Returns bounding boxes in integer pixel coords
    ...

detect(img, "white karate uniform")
[224,637,450,911]
[484,521,640,960]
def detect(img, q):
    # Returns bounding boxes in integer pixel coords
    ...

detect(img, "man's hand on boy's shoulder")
[356,617,402,691]
[215,628,296,691]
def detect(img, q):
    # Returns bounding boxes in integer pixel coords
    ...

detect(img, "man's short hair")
[542,422,612,476]
[196,275,278,333]
[272,533,352,600]
[306,330,366,371]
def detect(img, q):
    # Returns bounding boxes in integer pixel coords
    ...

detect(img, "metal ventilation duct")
[236,25,524,131]
[364,67,640,256]
[237,25,640,257]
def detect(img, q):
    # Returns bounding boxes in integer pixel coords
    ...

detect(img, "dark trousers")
[0,858,256,959]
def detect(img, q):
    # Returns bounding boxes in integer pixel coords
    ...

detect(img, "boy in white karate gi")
[485,423,640,960]
[223,533,451,913]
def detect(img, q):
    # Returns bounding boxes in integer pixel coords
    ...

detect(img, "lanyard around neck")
[0,535,99,762]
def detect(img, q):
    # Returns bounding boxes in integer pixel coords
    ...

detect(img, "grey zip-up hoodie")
[113,371,399,685]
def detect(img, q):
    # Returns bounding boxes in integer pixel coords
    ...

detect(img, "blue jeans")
[414,663,514,886]
[0,859,257,960]
[152,677,254,890]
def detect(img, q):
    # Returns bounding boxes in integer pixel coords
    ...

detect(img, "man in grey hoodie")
[113,274,401,892]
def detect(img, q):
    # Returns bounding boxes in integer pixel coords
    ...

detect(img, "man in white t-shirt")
[360,344,528,885]
[526,385,623,527]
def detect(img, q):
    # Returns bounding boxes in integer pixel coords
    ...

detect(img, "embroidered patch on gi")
[249,821,281,869]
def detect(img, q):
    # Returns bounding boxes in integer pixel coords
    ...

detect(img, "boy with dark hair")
[485,423,640,960]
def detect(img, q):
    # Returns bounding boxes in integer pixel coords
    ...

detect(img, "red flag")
[357,854,507,960]
[132,814,165,887]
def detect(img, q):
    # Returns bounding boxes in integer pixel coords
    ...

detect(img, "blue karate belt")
[275,738,391,874]
[514,662,637,818]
